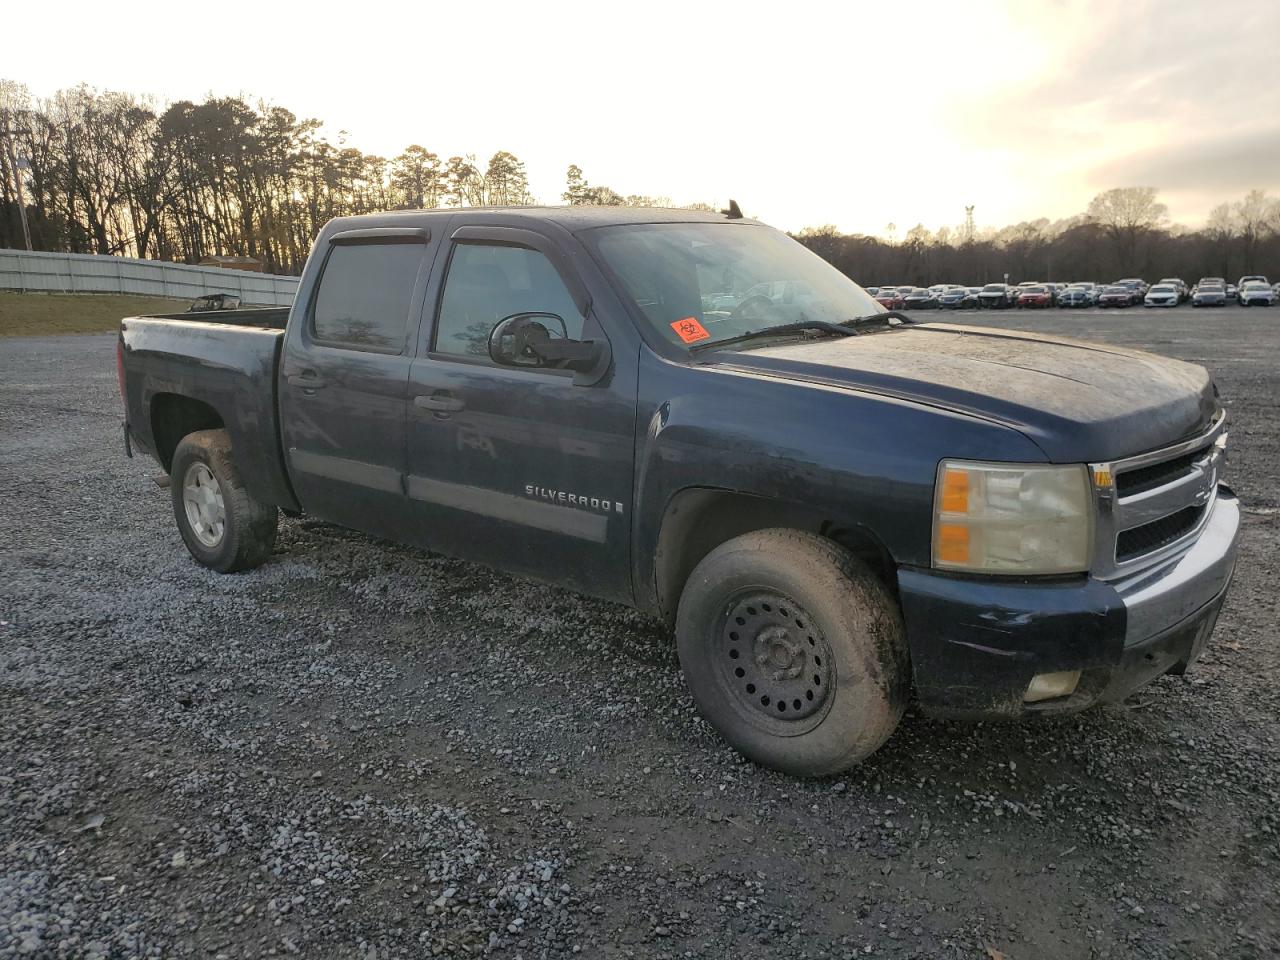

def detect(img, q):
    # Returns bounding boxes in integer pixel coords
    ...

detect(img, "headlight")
[932,460,1093,574]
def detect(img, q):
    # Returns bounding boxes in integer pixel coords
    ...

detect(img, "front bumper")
[898,486,1240,719]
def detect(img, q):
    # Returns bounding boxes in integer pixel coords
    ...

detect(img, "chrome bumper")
[1114,487,1240,643]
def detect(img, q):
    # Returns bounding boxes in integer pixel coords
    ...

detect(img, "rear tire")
[676,529,909,776]
[170,429,278,573]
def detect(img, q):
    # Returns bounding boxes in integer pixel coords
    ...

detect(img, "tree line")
[2,81,1278,283]
[792,187,1280,287]
[0,82,712,275]
[0,83,542,274]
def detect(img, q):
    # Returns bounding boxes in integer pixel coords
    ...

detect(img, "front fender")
[632,354,1047,613]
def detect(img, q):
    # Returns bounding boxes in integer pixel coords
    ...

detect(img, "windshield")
[1022,286,1047,293]
[1151,285,1175,293]
[590,223,883,349]
[982,284,1004,292]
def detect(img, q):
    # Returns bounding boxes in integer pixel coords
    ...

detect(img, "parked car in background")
[1014,281,1043,301]
[1016,285,1053,308]
[1192,283,1228,307]
[962,286,983,309]
[1159,278,1190,303]
[978,283,1015,309]
[1226,284,1238,298]
[1238,281,1276,307]
[1057,286,1094,308]
[1237,275,1268,292]
[1115,279,1147,305]
[1198,277,1225,288]
[902,287,940,309]
[1099,285,1135,308]
[938,286,969,309]
[874,287,906,310]
[1273,282,1280,299]
[1144,284,1180,308]
[1068,282,1100,303]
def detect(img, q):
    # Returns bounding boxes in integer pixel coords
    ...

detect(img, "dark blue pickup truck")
[118,206,1240,775]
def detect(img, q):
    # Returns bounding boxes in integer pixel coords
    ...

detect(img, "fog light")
[1024,669,1081,703]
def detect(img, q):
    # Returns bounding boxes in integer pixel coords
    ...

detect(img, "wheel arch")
[651,487,898,626]
[150,393,225,471]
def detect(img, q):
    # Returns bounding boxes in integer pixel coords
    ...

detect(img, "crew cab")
[119,206,1240,776]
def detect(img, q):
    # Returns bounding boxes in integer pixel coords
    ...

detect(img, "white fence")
[0,249,299,306]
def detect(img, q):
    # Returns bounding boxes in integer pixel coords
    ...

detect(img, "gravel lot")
[2,307,1277,959]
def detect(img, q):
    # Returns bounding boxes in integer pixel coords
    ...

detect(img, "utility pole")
[1,108,34,251]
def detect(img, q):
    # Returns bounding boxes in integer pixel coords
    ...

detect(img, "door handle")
[288,372,328,390]
[414,393,466,413]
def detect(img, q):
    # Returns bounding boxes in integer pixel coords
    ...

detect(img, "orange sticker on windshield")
[671,317,711,344]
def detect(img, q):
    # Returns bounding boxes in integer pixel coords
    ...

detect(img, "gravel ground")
[1,308,1277,959]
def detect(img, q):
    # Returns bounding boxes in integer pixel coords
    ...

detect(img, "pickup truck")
[119,206,1240,776]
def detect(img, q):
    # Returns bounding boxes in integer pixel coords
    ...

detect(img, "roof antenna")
[722,199,743,219]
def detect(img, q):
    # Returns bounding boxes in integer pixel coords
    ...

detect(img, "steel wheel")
[182,461,226,548]
[715,590,836,736]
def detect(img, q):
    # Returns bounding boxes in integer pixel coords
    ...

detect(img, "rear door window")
[311,242,424,353]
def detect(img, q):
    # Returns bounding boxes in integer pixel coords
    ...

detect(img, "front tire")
[170,429,278,573]
[676,529,909,776]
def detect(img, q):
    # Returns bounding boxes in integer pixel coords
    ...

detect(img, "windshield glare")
[589,223,883,349]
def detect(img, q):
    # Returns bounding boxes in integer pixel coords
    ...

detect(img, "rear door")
[279,227,434,538]
[403,223,636,603]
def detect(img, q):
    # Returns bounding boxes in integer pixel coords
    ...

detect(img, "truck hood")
[715,323,1218,462]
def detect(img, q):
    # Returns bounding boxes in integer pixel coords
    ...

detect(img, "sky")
[6,0,1279,236]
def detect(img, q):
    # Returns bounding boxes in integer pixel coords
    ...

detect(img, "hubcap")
[717,592,834,725]
[182,462,226,548]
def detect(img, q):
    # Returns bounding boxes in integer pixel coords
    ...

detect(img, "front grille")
[1116,505,1205,562]
[1115,444,1211,497]
[1093,414,1225,575]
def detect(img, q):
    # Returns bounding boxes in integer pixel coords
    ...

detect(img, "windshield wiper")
[842,310,914,329]
[689,320,856,353]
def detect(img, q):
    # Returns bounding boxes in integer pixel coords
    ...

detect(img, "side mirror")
[488,312,603,375]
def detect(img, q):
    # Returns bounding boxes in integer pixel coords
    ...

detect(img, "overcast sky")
[7,0,1279,235]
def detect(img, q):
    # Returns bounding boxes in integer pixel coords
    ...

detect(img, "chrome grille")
[1090,413,1226,579]
[1114,443,1213,497]
[1115,504,1206,562]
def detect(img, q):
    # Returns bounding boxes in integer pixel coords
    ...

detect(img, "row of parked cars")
[869,275,1277,310]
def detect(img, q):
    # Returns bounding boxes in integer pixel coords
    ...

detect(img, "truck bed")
[119,312,298,510]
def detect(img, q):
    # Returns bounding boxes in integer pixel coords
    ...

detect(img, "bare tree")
[1235,189,1276,272]
[1086,186,1169,272]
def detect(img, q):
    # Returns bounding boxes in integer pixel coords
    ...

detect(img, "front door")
[405,227,636,603]
[279,231,432,537]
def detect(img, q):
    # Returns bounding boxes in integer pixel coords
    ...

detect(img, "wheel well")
[653,489,896,624]
[150,394,224,471]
